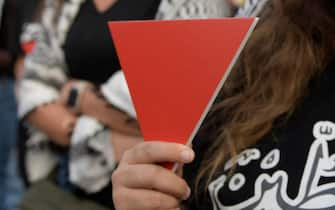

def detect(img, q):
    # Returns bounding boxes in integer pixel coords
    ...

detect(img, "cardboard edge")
[172,18,259,172]
[108,18,257,26]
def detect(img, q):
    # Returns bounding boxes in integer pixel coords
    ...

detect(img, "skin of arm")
[27,79,142,162]
[79,87,141,137]
[26,102,76,146]
[78,84,143,162]
[58,80,141,136]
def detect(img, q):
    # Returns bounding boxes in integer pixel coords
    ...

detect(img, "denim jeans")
[0,78,24,210]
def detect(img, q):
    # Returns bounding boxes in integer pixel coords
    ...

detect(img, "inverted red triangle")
[108,18,257,146]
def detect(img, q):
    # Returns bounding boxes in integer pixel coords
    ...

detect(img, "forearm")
[81,90,141,136]
[26,103,76,146]
[92,102,140,136]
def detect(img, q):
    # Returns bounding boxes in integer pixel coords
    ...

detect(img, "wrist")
[80,89,105,116]
[80,88,94,115]
[66,81,94,114]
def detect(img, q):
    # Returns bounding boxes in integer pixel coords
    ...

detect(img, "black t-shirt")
[64,0,161,85]
[184,59,335,210]
[64,0,161,208]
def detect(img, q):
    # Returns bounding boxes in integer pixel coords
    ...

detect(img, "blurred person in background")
[17,0,231,209]
[0,0,24,209]
[0,0,41,209]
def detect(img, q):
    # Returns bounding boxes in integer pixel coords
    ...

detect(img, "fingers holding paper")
[112,142,195,210]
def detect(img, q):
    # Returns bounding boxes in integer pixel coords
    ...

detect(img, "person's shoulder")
[157,0,230,19]
[235,0,271,17]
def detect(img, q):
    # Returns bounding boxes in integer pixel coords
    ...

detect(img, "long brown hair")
[197,0,335,188]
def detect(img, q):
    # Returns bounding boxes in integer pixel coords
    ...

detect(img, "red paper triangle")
[109,18,257,145]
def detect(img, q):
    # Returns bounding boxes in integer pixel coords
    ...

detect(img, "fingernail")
[183,186,191,200]
[180,150,194,162]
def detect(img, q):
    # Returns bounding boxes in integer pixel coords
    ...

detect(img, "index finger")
[121,141,195,165]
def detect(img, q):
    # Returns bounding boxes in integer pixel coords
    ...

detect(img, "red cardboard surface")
[109,18,257,147]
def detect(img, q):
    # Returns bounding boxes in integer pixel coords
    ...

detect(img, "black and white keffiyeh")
[235,0,270,17]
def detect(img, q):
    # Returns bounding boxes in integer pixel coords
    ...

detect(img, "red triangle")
[108,18,257,145]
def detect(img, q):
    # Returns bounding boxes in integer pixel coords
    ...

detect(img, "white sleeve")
[69,116,116,193]
[101,71,137,119]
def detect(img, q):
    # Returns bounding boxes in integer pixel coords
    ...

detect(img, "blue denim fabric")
[57,152,77,193]
[0,78,24,210]
[4,149,24,210]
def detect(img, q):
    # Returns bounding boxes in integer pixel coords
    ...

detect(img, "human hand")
[112,141,195,210]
